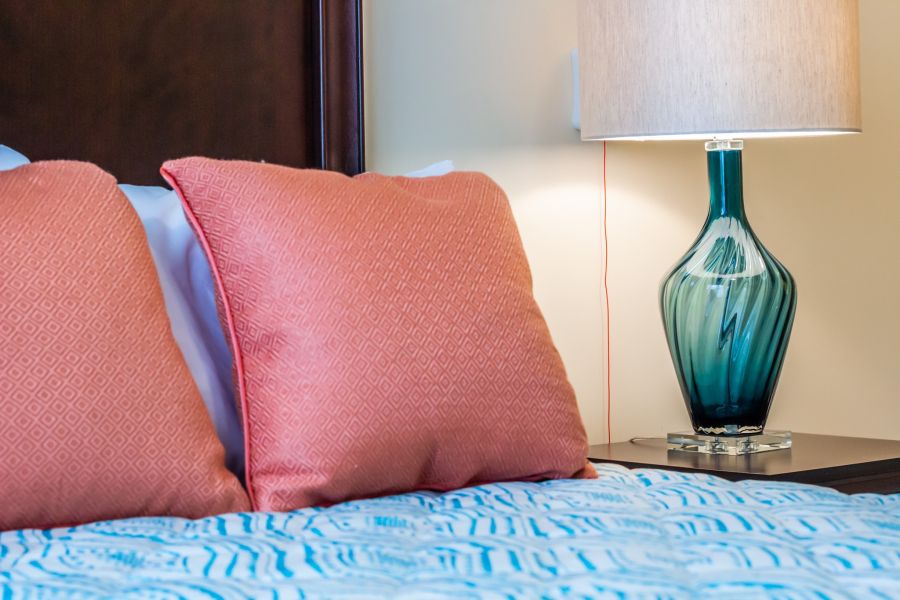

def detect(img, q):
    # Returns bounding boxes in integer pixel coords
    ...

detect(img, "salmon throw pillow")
[0,162,249,530]
[163,158,595,512]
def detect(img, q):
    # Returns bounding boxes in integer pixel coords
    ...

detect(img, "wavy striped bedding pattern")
[1,464,898,599]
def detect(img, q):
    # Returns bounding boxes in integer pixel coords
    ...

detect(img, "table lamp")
[577,0,861,454]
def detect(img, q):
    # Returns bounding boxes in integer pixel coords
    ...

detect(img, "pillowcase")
[162,158,595,512]
[0,144,454,480]
[119,184,245,476]
[0,146,244,476]
[0,145,28,170]
[119,161,457,478]
[0,161,249,530]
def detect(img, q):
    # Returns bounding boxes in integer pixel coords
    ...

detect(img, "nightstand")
[590,432,900,494]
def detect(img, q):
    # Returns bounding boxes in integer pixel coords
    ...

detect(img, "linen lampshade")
[577,0,862,141]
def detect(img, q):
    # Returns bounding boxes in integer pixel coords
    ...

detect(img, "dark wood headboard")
[0,0,364,184]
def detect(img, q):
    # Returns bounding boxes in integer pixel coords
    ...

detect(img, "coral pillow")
[0,162,249,531]
[163,158,594,512]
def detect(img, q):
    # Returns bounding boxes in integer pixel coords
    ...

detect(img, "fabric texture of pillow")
[0,161,249,530]
[0,144,454,481]
[119,162,456,478]
[163,158,595,513]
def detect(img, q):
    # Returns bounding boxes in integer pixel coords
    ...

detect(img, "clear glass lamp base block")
[667,430,792,455]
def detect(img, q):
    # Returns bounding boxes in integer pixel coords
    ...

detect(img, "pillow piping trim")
[161,166,258,510]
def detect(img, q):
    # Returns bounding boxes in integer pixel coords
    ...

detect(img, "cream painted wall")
[364,0,900,442]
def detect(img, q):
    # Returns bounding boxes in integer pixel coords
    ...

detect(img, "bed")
[1,465,897,598]
[0,0,364,181]
[1,2,898,598]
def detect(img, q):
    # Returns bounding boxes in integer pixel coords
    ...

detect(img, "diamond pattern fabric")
[162,159,594,512]
[0,161,249,531]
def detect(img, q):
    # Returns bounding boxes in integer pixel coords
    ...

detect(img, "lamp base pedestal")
[667,430,792,455]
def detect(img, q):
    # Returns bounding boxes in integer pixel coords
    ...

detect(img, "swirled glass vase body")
[660,141,797,435]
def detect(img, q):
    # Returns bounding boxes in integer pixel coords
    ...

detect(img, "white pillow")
[402,160,454,178]
[120,184,245,475]
[0,145,29,170]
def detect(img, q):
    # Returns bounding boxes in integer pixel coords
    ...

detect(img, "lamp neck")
[705,139,746,221]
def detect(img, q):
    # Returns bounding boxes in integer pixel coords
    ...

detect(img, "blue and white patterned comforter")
[2,465,898,599]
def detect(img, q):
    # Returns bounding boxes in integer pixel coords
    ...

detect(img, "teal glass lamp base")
[661,140,797,436]
[667,430,792,455]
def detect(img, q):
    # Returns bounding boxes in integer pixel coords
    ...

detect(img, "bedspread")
[1,465,898,599]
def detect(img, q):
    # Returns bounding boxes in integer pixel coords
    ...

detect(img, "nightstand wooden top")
[589,432,900,494]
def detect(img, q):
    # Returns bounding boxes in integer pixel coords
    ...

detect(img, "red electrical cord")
[603,141,612,444]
